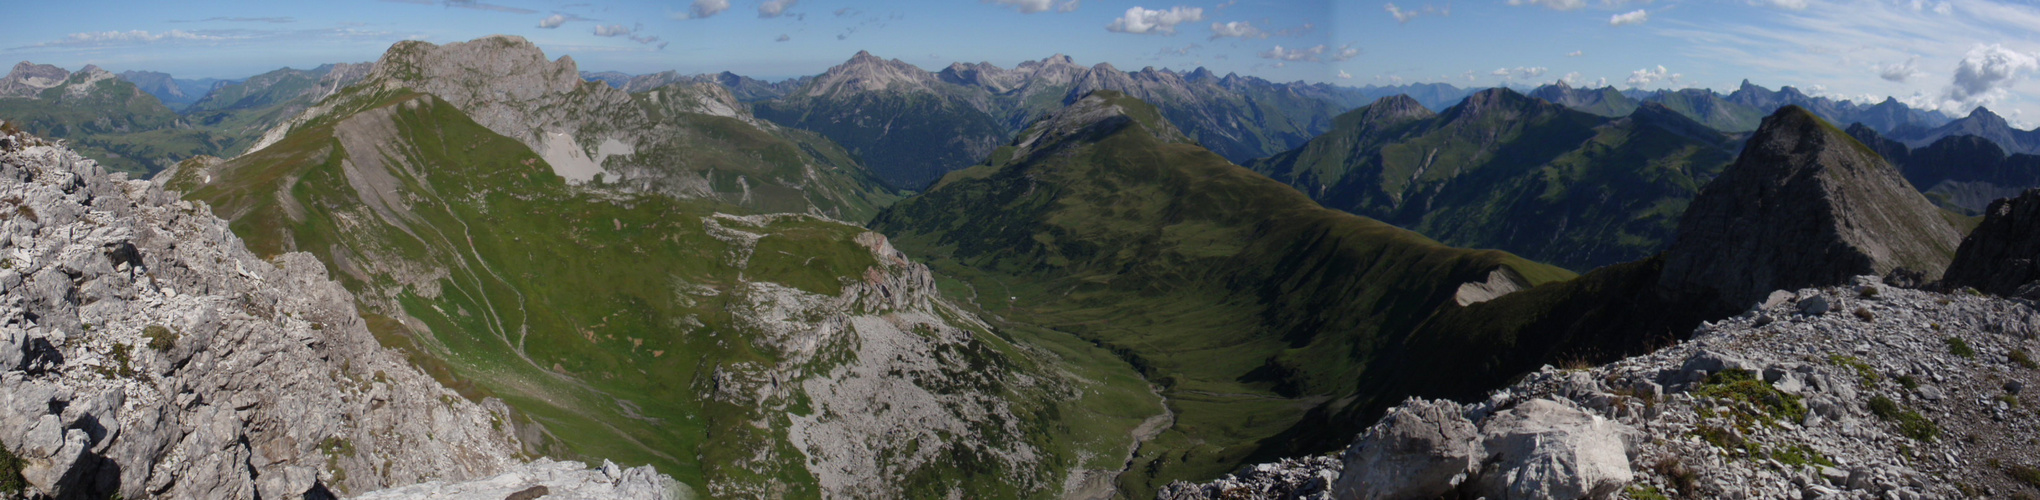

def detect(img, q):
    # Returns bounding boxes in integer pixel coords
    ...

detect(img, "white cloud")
[1107,6,1205,34]
[1209,21,1264,39]
[1878,57,1921,82]
[592,23,665,48]
[593,24,633,36]
[1608,9,1648,26]
[1755,0,1808,10]
[1384,3,1448,23]
[1626,65,1681,87]
[537,14,569,28]
[1566,50,1584,57]
[1338,70,1353,79]
[987,0,1080,13]
[1507,0,1586,11]
[684,0,729,19]
[759,0,798,18]
[1493,66,1549,80]
[1945,43,2040,105]
[1257,44,1359,62]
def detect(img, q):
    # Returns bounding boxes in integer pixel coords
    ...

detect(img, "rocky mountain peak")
[368,35,581,96]
[1010,90,1189,159]
[0,61,71,98]
[1360,94,1434,123]
[1965,106,2008,126]
[1659,105,1961,312]
[1446,87,1548,121]
[803,50,934,97]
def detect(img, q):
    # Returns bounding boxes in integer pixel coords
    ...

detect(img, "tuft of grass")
[1628,484,1671,500]
[1896,375,1919,390]
[96,343,136,379]
[1653,457,1699,496]
[1998,394,2022,408]
[2013,349,2038,370]
[1696,369,1807,426]
[1769,443,1836,468]
[1868,395,1939,442]
[1947,337,1977,359]
[143,325,177,351]
[1829,354,1881,386]
[1853,307,1875,321]
[2007,463,2040,490]
[0,440,25,495]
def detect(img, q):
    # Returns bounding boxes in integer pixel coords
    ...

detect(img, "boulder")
[1475,399,1636,500]
[1332,398,1480,499]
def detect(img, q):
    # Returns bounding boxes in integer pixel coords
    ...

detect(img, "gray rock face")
[0,133,676,498]
[350,459,682,500]
[1660,106,1961,312]
[0,62,71,98]
[1941,189,2040,297]
[1331,398,1479,500]
[1474,399,1635,500]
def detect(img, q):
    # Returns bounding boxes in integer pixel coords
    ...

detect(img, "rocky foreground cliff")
[1163,277,2040,499]
[0,129,680,498]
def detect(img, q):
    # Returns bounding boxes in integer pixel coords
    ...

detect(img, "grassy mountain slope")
[0,69,211,175]
[171,86,1155,498]
[872,90,1574,496]
[1253,90,1738,271]
[755,89,1008,190]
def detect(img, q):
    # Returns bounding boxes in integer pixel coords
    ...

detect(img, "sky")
[5,0,2039,127]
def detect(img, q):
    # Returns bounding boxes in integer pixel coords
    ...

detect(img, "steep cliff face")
[1942,189,2040,297]
[1660,106,1961,312]
[0,129,676,498]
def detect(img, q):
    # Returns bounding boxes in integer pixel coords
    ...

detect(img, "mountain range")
[10,32,2040,499]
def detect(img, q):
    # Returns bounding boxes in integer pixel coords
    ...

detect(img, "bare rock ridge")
[1659,105,1961,313]
[1941,188,2040,297]
[0,129,678,498]
[0,62,73,98]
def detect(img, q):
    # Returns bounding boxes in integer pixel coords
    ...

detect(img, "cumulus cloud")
[1209,21,1264,39]
[1626,65,1681,87]
[759,0,798,18]
[1338,70,1353,79]
[538,14,569,28]
[1507,0,1586,11]
[1567,50,1584,57]
[1878,57,1921,82]
[1107,6,1204,34]
[684,0,729,19]
[1385,3,1448,23]
[592,23,666,48]
[1944,43,2039,105]
[1608,9,1648,26]
[1258,44,1360,62]
[987,0,1080,13]
[1493,66,1549,79]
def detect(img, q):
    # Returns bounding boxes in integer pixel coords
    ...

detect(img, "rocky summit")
[1941,189,2040,297]
[1166,276,2040,499]
[1660,105,1961,313]
[0,129,679,498]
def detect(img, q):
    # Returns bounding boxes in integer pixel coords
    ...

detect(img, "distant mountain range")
[1530,79,1955,134]
[116,70,237,110]
[1851,122,2040,215]
[1251,88,1740,271]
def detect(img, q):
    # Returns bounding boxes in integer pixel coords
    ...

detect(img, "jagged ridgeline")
[170,36,1155,497]
[871,90,1578,496]
[1251,89,1739,271]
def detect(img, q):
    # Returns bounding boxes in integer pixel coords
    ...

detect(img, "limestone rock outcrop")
[1659,106,1960,312]
[0,130,676,498]
[1330,398,1479,500]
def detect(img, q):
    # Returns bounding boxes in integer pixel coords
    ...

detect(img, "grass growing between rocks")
[1947,337,1977,359]
[1627,483,1671,500]
[1696,369,1807,427]
[143,325,177,351]
[1868,395,1939,442]
[1829,354,1882,386]
[2014,349,2038,370]
[0,440,24,495]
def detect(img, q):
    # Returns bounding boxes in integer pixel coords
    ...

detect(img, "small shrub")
[96,343,136,379]
[1896,375,1919,390]
[1998,394,2022,408]
[1853,307,1876,321]
[1653,457,1699,495]
[1947,337,1977,359]
[143,325,177,351]
[1770,443,1836,468]
[318,436,356,458]
[1869,395,1939,442]
[2013,349,2038,370]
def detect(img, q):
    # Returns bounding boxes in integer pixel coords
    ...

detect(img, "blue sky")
[6,0,2039,126]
